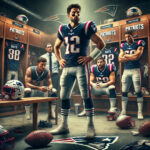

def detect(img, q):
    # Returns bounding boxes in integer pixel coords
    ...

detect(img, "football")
[25,130,53,148]
[116,115,135,129]
[139,121,150,137]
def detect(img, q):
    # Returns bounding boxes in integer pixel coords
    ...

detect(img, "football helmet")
[126,7,142,18]
[16,14,29,24]
[0,125,15,148]
[2,80,24,100]
[116,115,135,129]
[139,121,150,137]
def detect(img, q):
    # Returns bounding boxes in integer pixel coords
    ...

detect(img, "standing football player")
[119,30,145,119]
[50,4,105,139]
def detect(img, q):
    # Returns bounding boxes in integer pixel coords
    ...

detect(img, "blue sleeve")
[85,21,97,39]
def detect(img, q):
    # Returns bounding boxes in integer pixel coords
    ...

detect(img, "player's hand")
[96,82,101,88]
[78,56,93,65]
[47,87,52,92]
[39,86,48,92]
[59,59,66,68]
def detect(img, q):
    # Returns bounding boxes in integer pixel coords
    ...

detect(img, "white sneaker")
[86,123,95,139]
[138,112,144,120]
[50,125,69,135]
[25,113,31,120]
[78,110,86,117]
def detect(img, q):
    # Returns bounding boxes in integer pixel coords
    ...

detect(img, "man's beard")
[72,17,79,24]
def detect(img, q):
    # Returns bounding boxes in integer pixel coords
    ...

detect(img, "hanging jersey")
[91,64,116,83]
[5,40,25,71]
[100,47,118,66]
[57,21,97,67]
[120,40,145,69]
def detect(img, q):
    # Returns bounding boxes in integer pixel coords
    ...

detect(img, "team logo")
[52,136,119,150]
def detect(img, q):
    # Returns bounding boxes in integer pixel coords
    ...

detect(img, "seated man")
[24,57,56,121]
[78,57,117,119]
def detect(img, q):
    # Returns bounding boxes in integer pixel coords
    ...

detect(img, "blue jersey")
[91,64,116,83]
[57,21,97,67]
[120,40,145,69]
[5,40,25,71]
[100,47,118,65]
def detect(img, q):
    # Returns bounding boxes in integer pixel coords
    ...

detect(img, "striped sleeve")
[84,21,97,38]
[57,25,63,41]
[137,40,145,47]
[91,65,96,73]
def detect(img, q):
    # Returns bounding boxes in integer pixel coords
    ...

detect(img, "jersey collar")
[67,23,81,30]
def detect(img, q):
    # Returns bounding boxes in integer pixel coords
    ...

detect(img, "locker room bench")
[71,95,150,116]
[0,97,58,130]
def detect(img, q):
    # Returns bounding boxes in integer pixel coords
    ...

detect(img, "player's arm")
[25,67,41,90]
[78,33,105,65]
[46,71,53,91]
[107,72,115,86]
[124,46,144,61]
[54,38,66,68]
[118,49,128,63]
[91,33,106,52]
[90,73,96,86]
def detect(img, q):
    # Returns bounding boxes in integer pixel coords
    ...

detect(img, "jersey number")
[64,36,80,54]
[125,50,136,55]
[102,54,114,64]
[8,49,20,60]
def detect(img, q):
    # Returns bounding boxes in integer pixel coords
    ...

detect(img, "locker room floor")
[0,106,150,150]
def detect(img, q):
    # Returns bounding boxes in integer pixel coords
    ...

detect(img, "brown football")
[139,121,150,137]
[25,130,53,148]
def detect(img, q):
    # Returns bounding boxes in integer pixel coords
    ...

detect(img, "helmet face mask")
[2,80,24,100]
[2,86,16,96]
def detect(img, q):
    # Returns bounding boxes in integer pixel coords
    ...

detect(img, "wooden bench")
[0,97,58,130]
[71,95,150,116]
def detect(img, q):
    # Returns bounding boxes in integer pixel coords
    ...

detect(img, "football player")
[5,40,25,81]
[119,30,145,119]
[50,4,105,139]
[24,57,54,120]
[91,57,117,120]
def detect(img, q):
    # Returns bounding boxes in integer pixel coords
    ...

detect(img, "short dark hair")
[97,56,105,62]
[125,30,134,36]
[67,4,81,14]
[45,43,52,48]
[37,57,47,63]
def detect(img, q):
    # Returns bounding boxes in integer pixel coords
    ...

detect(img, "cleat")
[85,123,95,139]
[138,112,144,120]
[78,110,86,117]
[38,120,52,128]
[50,126,69,135]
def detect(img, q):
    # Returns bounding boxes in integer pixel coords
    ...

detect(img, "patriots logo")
[52,136,119,150]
